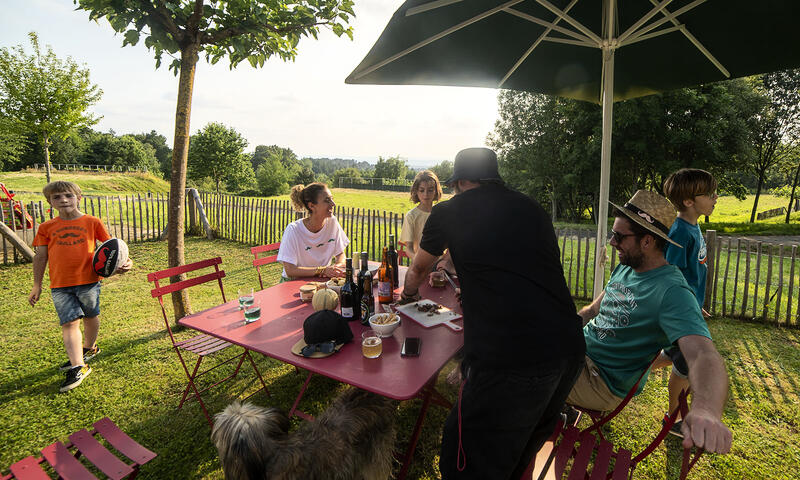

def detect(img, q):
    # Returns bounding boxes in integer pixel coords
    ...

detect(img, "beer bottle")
[378,247,394,304]
[388,234,399,286]
[359,252,374,324]
[340,257,360,323]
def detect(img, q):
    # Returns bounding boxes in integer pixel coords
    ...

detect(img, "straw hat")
[609,190,682,248]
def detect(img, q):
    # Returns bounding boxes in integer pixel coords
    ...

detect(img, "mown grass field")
[0,237,798,479]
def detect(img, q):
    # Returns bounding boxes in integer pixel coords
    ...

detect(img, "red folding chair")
[251,242,281,290]
[547,390,703,480]
[147,257,269,426]
[1,417,156,480]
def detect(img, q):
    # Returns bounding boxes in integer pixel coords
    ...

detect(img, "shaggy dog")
[211,388,396,480]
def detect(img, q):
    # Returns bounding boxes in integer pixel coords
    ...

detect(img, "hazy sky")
[0,0,500,167]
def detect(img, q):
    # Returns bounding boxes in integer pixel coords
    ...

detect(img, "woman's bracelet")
[315,266,324,276]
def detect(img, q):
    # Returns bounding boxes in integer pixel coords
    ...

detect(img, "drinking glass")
[361,330,382,358]
[238,288,254,310]
[243,299,261,324]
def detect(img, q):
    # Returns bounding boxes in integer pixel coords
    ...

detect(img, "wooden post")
[722,238,731,317]
[704,230,716,312]
[776,244,784,323]
[732,239,742,316]
[712,240,722,316]
[753,242,762,319]
[741,240,750,316]
[0,221,34,262]
[787,245,797,326]
[187,188,197,233]
[763,244,773,321]
[583,236,590,299]
[568,232,574,297]
[188,189,213,240]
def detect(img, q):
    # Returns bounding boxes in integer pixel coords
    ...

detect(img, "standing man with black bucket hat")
[400,147,585,479]
[570,190,732,454]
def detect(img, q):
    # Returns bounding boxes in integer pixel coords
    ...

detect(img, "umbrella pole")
[593,47,615,299]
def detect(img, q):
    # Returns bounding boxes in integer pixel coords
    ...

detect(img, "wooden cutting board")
[395,299,463,331]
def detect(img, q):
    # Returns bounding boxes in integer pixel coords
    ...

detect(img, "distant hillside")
[305,157,373,175]
[1,170,170,199]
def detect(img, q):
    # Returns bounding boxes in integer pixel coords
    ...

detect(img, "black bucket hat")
[291,310,354,358]
[445,147,502,184]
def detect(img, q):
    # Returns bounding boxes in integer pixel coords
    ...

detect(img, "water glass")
[238,288,254,310]
[361,330,382,358]
[243,300,261,324]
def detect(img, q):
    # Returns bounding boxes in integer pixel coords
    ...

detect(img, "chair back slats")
[554,426,580,475]
[93,418,157,465]
[251,242,280,255]
[610,449,632,480]
[68,429,133,480]
[150,270,226,298]
[566,433,596,480]
[8,457,50,480]
[253,254,279,267]
[40,441,97,480]
[251,243,281,290]
[146,257,223,282]
[587,440,614,480]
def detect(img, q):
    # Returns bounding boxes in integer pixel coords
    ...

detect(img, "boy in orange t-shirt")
[29,181,132,392]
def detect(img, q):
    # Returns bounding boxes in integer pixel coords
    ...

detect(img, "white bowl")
[368,313,401,337]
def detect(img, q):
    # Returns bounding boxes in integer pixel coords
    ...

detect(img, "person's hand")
[116,258,133,274]
[397,289,421,305]
[323,265,344,278]
[681,407,732,453]
[29,285,41,307]
[701,308,712,318]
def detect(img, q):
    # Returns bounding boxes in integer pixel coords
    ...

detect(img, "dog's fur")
[212,388,396,480]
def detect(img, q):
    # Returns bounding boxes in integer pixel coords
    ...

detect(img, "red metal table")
[178,274,463,479]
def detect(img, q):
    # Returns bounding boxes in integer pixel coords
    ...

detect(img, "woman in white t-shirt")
[277,183,349,280]
[399,170,442,261]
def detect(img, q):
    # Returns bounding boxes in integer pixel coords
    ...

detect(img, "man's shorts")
[51,282,101,326]
[664,345,689,378]
[565,355,624,412]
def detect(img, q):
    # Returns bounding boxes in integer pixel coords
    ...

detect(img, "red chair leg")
[244,350,270,399]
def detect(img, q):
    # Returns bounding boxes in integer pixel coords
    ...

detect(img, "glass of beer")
[361,330,382,358]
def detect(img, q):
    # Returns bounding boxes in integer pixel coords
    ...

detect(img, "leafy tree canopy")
[256,157,291,196]
[0,116,27,170]
[0,31,102,181]
[374,155,408,180]
[188,122,254,195]
[429,160,453,186]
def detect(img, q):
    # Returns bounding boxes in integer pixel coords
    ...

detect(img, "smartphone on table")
[401,337,421,357]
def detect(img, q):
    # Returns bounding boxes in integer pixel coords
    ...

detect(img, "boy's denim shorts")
[51,282,101,326]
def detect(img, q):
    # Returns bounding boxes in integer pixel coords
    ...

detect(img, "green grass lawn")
[1,237,798,479]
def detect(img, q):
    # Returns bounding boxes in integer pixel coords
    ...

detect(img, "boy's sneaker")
[59,345,100,371]
[662,418,684,438]
[59,365,92,392]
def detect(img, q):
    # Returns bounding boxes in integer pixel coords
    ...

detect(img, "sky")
[0,0,500,168]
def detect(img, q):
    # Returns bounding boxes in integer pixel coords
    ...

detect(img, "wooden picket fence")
[2,191,798,327]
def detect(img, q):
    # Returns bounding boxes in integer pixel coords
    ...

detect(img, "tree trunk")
[43,133,52,183]
[167,42,200,321]
[787,158,800,224]
[749,172,765,223]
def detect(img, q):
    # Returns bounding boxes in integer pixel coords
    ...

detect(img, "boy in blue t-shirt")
[662,168,718,435]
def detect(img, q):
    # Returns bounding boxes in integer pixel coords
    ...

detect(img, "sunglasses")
[609,230,637,243]
[300,340,336,357]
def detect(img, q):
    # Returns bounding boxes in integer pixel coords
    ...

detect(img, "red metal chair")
[147,257,269,426]
[251,242,281,290]
[547,390,703,480]
[1,417,156,480]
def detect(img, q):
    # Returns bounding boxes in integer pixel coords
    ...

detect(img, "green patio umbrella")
[346,0,800,296]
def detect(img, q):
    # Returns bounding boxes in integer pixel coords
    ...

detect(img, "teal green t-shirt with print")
[584,264,710,397]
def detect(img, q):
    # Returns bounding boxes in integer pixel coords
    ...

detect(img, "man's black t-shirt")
[420,183,585,370]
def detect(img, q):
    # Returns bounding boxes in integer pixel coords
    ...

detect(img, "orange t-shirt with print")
[33,215,111,288]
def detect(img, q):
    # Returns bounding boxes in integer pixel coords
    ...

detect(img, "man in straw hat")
[401,147,585,479]
[571,190,732,454]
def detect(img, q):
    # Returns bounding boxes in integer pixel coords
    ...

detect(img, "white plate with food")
[395,299,462,331]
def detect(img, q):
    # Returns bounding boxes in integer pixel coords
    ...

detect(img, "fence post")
[187,188,197,233]
[704,230,716,312]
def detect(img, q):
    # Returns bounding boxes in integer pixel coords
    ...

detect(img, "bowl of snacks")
[326,277,346,294]
[368,312,401,337]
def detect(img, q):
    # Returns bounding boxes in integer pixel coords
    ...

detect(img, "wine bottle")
[359,252,374,325]
[388,234,399,286]
[378,247,394,304]
[340,258,360,323]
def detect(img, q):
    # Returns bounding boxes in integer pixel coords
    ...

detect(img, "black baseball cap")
[291,310,354,358]
[445,147,502,184]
